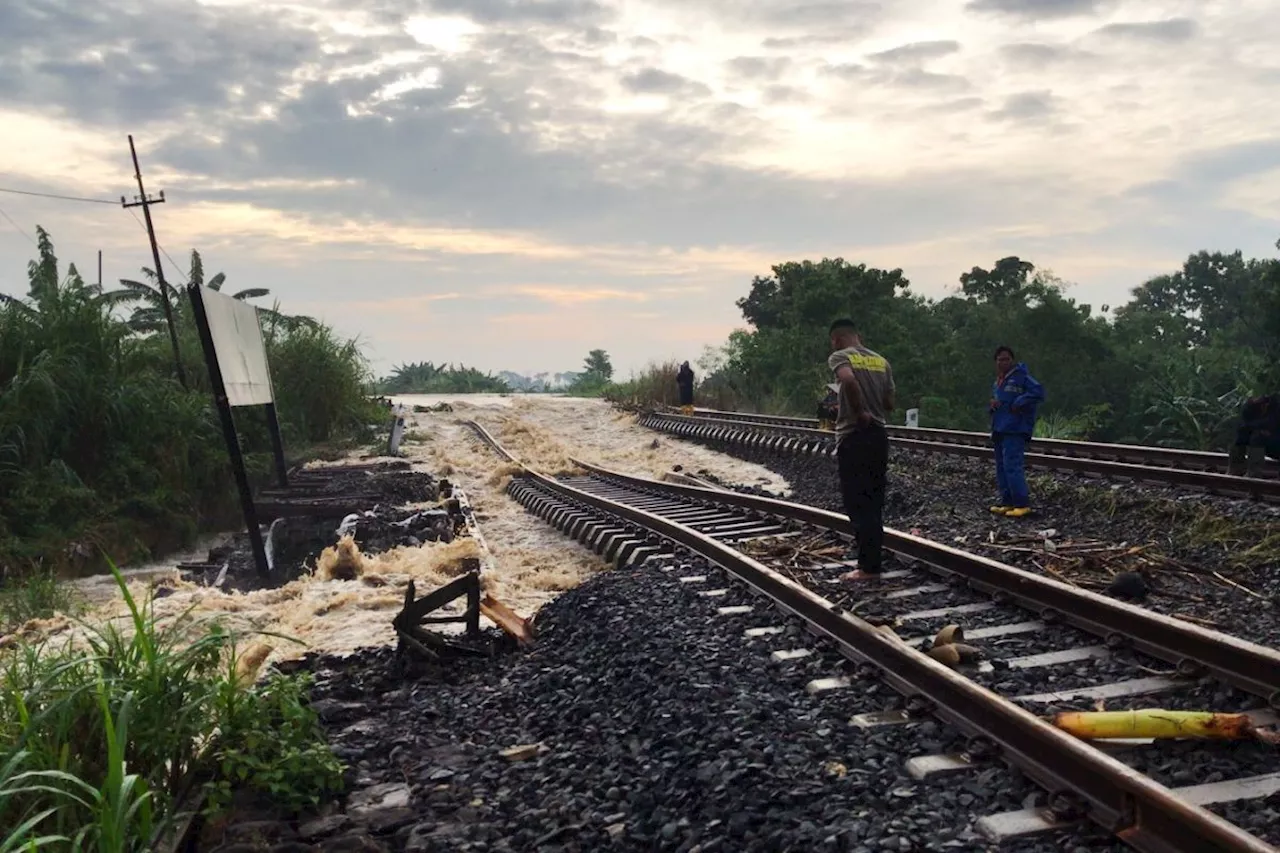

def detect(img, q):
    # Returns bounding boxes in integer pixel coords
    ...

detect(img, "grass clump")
[0,570,82,634]
[0,564,343,849]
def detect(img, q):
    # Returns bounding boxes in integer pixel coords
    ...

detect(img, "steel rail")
[460,422,1277,853]
[574,458,1280,703]
[640,412,1280,502]
[686,407,1280,477]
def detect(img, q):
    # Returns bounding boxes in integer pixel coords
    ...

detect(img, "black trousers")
[678,384,693,405]
[837,424,889,573]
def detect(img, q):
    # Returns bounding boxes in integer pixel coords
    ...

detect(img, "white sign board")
[905,408,920,428]
[202,288,275,407]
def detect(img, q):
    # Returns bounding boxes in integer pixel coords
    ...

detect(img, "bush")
[0,565,343,848]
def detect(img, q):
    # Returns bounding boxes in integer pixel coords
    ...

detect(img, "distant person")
[676,361,695,414]
[1229,393,1280,478]
[989,346,1045,518]
[816,385,839,431]
[827,318,895,582]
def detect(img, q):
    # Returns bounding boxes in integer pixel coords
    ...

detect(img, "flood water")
[388,392,576,409]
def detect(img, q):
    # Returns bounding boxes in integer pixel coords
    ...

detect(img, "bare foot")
[840,569,882,582]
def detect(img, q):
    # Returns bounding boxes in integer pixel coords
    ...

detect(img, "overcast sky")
[1,0,1277,377]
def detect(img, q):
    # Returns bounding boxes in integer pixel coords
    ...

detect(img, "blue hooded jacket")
[990,362,1045,436]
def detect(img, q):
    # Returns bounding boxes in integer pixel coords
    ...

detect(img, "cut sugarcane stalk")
[1052,709,1265,741]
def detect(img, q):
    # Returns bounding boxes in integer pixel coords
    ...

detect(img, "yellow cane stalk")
[1052,709,1264,741]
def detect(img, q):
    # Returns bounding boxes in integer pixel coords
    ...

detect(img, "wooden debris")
[500,744,542,762]
[480,594,535,645]
[984,532,1256,596]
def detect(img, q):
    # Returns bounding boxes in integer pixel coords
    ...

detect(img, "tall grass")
[0,228,380,578]
[0,565,342,848]
[603,361,754,411]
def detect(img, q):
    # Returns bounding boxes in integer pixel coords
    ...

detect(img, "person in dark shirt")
[676,362,695,414]
[1229,393,1280,478]
[989,346,1045,518]
[827,318,895,581]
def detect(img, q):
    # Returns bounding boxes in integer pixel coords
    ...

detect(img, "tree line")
[675,246,1279,449]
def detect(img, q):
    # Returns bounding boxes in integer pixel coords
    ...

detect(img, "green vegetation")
[376,360,509,395]
[0,569,82,634]
[0,565,342,850]
[0,227,381,579]
[565,349,614,396]
[589,245,1280,451]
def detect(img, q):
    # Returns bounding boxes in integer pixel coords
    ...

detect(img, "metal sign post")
[187,282,270,576]
[264,403,289,488]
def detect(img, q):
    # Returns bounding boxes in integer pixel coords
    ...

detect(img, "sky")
[1,0,1278,378]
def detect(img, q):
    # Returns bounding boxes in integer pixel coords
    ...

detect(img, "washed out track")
[464,420,1280,852]
[639,409,1280,503]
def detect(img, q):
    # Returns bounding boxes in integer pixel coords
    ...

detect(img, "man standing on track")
[827,318,895,582]
[1229,393,1280,478]
[676,361,695,415]
[989,346,1045,518]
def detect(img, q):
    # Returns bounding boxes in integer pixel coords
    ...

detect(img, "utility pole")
[121,134,187,389]
[97,250,102,288]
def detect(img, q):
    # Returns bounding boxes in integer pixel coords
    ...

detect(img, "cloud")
[620,68,710,96]
[824,63,970,93]
[762,30,867,49]
[965,0,1105,19]
[990,90,1057,122]
[505,285,649,305]
[0,0,340,125]
[423,0,612,25]
[999,42,1089,67]
[3,0,1280,378]
[725,56,792,80]
[1091,18,1198,43]
[661,0,883,30]
[867,40,961,64]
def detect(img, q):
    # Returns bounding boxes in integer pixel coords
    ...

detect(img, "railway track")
[638,410,1280,503]
[683,407,1280,478]
[465,420,1280,852]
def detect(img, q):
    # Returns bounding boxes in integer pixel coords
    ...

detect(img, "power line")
[0,186,118,205]
[0,204,35,245]
[124,207,188,286]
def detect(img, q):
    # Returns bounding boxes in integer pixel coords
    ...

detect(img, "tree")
[118,250,270,334]
[582,349,613,382]
[958,256,1036,302]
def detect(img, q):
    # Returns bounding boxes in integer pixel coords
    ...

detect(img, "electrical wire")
[0,186,118,205]
[124,207,189,286]
[0,204,35,245]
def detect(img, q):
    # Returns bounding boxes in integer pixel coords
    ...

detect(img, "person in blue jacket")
[989,346,1045,518]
